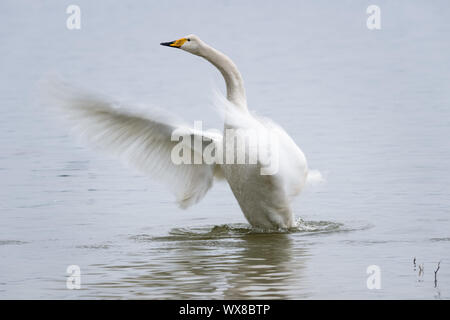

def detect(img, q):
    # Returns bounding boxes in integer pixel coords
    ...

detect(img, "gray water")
[1,0,450,299]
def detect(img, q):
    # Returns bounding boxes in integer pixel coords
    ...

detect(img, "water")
[1,0,450,299]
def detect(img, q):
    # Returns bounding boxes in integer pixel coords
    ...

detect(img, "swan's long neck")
[200,44,247,110]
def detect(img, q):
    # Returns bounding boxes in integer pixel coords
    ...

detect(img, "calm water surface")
[1,0,449,299]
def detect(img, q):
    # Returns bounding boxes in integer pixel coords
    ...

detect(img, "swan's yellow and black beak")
[160,38,187,48]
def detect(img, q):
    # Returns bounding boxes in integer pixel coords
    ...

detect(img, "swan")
[47,34,316,229]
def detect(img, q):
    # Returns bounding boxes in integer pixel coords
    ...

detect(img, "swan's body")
[48,34,311,229]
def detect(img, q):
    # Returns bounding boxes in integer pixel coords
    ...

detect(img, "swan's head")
[160,34,203,55]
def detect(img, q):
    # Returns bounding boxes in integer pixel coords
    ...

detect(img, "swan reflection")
[88,225,310,299]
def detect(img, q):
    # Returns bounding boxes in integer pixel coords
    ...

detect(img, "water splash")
[133,218,363,243]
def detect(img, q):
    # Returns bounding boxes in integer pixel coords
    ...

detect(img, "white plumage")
[45,34,320,229]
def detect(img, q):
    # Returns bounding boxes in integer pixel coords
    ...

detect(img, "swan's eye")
[187,38,191,41]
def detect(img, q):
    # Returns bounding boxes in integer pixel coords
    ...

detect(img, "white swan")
[48,34,315,229]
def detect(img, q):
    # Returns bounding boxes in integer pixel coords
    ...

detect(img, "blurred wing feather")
[43,80,221,208]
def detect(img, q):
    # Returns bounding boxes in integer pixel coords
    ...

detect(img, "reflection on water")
[83,221,360,299]
[86,224,315,299]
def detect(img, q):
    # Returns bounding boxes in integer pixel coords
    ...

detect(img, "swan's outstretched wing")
[43,80,222,208]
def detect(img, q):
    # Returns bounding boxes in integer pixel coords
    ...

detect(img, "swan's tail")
[306,169,324,187]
